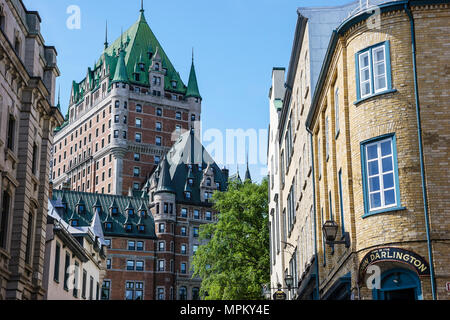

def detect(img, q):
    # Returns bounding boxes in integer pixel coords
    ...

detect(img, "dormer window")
[139,62,145,71]
[78,205,85,215]
[185,192,191,200]
[216,182,220,189]
[138,225,145,233]
[188,178,193,185]
[128,209,134,216]
[111,207,118,215]
[105,222,112,231]
[125,224,132,232]
[171,80,177,88]
[134,73,140,82]
[71,219,79,227]
[94,206,101,215]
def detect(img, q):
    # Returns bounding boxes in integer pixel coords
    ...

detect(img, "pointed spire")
[112,32,129,85]
[56,85,61,110]
[245,153,252,182]
[120,27,123,51]
[139,0,146,22]
[104,20,108,49]
[155,157,176,194]
[186,50,201,99]
[233,165,242,183]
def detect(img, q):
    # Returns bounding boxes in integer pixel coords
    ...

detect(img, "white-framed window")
[125,281,143,300]
[356,42,391,100]
[361,135,401,214]
[136,261,144,271]
[126,260,135,271]
[135,133,142,143]
[335,87,340,137]
[157,287,165,300]
[181,263,187,274]
[359,51,372,98]
[158,260,165,271]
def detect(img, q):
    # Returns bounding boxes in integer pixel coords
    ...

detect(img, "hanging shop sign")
[359,247,430,278]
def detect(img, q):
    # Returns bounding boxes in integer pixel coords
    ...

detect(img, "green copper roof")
[52,190,157,239]
[186,60,201,99]
[67,10,193,106]
[103,11,186,92]
[111,48,129,84]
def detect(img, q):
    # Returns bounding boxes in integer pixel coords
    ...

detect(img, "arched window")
[179,286,187,300]
[192,288,200,300]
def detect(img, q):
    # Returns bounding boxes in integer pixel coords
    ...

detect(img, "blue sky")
[23,0,349,182]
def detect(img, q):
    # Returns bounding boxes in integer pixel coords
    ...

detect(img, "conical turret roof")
[186,58,201,99]
[155,157,176,194]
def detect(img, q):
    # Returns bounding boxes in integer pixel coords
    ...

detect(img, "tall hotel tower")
[51,5,202,196]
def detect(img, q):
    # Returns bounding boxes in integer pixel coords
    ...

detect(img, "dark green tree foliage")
[192,178,269,300]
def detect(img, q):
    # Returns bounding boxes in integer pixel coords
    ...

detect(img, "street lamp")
[284,274,294,290]
[322,220,350,248]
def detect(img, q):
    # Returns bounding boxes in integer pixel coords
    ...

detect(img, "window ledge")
[354,89,397,106]
[362,206,406,219]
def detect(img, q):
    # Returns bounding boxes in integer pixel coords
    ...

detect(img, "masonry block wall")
[308,3,450,300]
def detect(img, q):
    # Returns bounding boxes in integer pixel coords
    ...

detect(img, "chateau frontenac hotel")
[48,4,231,300]
[52,5,202,196]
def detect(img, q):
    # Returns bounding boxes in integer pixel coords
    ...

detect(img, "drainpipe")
[404,2,436,300]
[307,128,320,300]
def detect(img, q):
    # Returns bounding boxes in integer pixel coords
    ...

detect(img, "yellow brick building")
[304,1,449,300]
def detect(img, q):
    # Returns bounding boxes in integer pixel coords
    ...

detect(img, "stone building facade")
[304,0,449,300]
[268,0,363,300]
[270,0,450,300]
[51,6,202,196]
[0,0,63,300]
[50,129,228,300]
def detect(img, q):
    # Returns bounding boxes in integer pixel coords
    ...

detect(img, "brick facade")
[306,2,450,300]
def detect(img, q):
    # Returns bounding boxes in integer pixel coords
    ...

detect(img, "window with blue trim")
[361,134,402,215]
[356,41,392,101]
[338,169,345,234]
